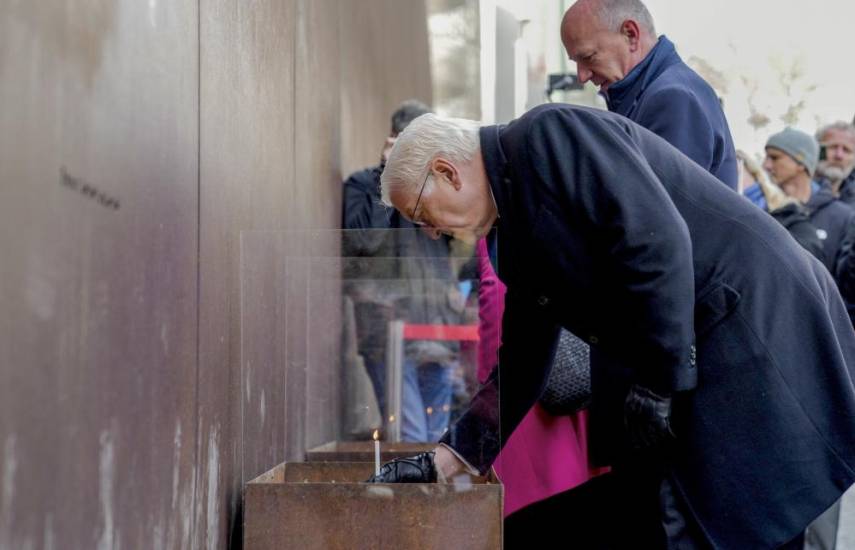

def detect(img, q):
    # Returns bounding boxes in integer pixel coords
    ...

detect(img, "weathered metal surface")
[1,0,434,546]
[239,234,290,482]
[244,462,503,550]
[201,0,434,543]
[306,442,436,463]
[338,0,433,177]
[0,1,199,549]
[295,0,345,447]
[198,0,299,545]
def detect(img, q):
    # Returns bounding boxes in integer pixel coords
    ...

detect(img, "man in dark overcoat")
[369,104,855,549]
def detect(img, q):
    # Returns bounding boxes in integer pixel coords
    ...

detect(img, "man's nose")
[420,226,442,240]
[576,65,592,83]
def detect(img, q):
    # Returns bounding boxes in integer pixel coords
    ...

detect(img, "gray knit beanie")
[765,128,820,176]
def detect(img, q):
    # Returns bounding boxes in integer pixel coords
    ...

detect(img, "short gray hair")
[390,99,432,136]
[592,0,656,36]
[380,113,481,206]
[816,121,855,143]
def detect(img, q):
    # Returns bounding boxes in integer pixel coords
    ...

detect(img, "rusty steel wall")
[197,0,298,546]
[339,0,433,177]
[0,1,200,549]
[0,0,434,548]
[197,0,433,545]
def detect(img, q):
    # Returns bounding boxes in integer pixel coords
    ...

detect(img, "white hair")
[592,0,656,36]
[816,121,855,143]
[380,113,481,206]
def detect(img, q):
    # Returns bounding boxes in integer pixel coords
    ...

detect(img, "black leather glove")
[624,384,675,451]
[366,451,437,483]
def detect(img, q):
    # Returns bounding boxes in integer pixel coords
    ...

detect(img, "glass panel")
[240,229,500,456]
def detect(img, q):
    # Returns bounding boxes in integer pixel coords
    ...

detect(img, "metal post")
[385,319,405,442]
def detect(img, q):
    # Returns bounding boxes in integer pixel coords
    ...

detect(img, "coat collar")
[480,124,511,224]
[605,35,681,115]
[819,170,855,201]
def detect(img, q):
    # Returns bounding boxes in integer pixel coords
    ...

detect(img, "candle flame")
[372,429,379,441]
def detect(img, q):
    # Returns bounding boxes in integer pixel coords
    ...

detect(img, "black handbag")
[539,329,591,415]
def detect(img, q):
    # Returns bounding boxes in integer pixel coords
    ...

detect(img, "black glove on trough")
[624,384,675,451]
[366,451,437,483]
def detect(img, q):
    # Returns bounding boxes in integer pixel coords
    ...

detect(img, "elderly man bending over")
[368,105,855,550]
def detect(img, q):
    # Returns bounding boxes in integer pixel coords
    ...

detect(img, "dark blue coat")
[440,104,855,548]
[606,36,738,190]
[819,170,855,207]
[341,165,461,361]
[807,184,855,275]
[807,184,855,325]
[341,164,453,271]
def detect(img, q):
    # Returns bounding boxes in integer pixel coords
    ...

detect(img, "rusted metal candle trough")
[244,461,503,549]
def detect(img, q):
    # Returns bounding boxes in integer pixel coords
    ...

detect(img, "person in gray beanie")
[764,127,855,325]
[765,127,820,184]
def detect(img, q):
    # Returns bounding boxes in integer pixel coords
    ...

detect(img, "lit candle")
[373,429,381,476]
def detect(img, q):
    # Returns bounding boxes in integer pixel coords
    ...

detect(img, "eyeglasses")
[410,170,431,226]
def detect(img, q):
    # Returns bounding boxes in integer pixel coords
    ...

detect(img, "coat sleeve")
[524,108,697,394]
[476,239,506,384]
[634,87,730,187]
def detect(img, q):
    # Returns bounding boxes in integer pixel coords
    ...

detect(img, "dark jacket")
[440,104,855,549]
[341,164,453,280]
[807,184,855,277]
[805,182,855,324]
[343,165,391,234]
[341,165,461,362]
[743,183,827,262]
[770,202,826,263]
[343,166,396,276]
[842,171,855,205]
[605,36,738,190]
[818,170,855,207]
[835,221,855,310]
[806,184,855,325]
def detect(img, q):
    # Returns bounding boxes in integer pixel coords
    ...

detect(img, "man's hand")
[366,446,469,483]
[366,452,437,483]
[624,384,675,451]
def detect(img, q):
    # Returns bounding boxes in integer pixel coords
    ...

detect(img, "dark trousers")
[504,466,804,549]
[504,467,678,550]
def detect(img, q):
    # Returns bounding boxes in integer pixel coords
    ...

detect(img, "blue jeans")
[363,358,453,442]
[407,361,454,442]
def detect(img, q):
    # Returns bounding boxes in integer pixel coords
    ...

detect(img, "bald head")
[561,0,657,92]
[563,0,656,36]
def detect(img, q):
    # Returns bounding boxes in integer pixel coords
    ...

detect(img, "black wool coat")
[440,104,855,549]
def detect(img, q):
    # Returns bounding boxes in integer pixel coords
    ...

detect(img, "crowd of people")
[343,0,855,548]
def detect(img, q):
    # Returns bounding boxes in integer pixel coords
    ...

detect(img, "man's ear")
[620,20,641,50]
[432,158,461,190]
